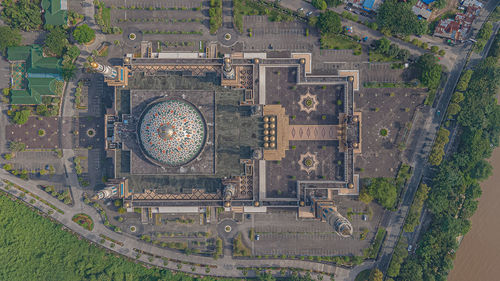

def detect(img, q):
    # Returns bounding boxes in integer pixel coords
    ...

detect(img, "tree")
[451,91,464,103]
[376,0,427,35]
[73,24,95,44]
[317,11,341,34]
[325,0,342,7]
[446,103,461,118]
[369,268,383,281]
[12,109,30,125]
[432,0,446,9]
[416,53,442,89]
[0,26,21,55]
[1,0,43,31]
[399,259,423,281]
[65,45,80,60]
[375,38,391,54]
[44,27,68,57]
[364,178,397,209]
[471,159,492,180]
[312,0,327,10]
[456,70,473,91]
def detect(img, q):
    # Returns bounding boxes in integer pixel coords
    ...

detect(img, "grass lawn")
[369,51,399,62]
[320,34,361,53]
[355,269,372,281]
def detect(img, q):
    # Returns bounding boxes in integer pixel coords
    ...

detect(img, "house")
[7,45,63,105]
[41,0,68,26]
[412,0,434,20]
[346,0,381,11]
[434,4,482,42]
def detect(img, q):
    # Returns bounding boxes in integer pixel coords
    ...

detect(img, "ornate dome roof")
[138,99,206,166]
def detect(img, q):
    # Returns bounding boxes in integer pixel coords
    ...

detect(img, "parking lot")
[102,0,209,40]
[251,202,384,256]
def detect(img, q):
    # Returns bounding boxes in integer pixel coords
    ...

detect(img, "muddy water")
[448,148,500,281]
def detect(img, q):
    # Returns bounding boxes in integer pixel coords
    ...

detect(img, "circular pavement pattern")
[122,27,143,47]
[217,28,239,47]
[217,219,238,239]
[138,99,207,167]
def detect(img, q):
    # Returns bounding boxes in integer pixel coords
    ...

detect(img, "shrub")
[73,24,95,44]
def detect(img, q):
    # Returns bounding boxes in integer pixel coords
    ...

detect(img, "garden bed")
[72,213,94,231]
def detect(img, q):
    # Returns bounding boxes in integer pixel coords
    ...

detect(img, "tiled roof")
[41,0,68,26]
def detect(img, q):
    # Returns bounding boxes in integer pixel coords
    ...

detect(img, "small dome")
[263,116,269,122]
[270,129,276,135]
[264,123,269,129]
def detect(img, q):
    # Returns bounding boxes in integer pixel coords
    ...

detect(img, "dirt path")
[428,0,459,22]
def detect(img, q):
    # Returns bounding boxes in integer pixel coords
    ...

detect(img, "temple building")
[95,42,362,234]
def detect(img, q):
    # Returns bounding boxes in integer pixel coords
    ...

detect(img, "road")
[406,21,500,249]
[378,3,499,274]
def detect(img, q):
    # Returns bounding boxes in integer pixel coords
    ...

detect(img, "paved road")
[377,3,499,273]
[405,21,500,249]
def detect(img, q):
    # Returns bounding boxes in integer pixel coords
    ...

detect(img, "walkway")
[0,167,361,278]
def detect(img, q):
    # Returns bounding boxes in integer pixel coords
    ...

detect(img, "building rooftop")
[41,0,68,26]
[7,45,62,105]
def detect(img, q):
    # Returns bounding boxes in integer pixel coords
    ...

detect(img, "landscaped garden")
[72,213,94,231]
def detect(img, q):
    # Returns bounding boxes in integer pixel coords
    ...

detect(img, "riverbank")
[449,147,500,281]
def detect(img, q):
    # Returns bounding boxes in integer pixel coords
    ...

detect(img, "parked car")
[345,6,352,11]
[255,234,260,241]
[306,11,313,16]
[298,8,304,12]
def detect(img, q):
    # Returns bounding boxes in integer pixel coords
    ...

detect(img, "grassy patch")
[233,233,251,257]
[355,269,371,281]
[72,213,94,231]
[209,0,222,34]
[366,227,386,259]
[320,33,361,51]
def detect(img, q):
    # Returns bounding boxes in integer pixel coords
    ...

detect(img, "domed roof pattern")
[138,99,206,166]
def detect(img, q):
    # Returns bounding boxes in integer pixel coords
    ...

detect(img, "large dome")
[138,99,207,167]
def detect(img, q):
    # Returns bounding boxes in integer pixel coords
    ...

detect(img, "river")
[448,147,500,281]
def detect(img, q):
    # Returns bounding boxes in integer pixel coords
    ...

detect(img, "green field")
[0,193,224,281]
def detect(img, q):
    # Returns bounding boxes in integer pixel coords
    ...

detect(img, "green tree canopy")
[0,26,21,55]
[416,53,442,89]
[376,0,427,35]
[1,0,43,31]
[73,24,95,44]
[12,109,30,125]
[317,10,341,34]
[44,27,69,57]
[363,178,397,209]
[312,0,327,10]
